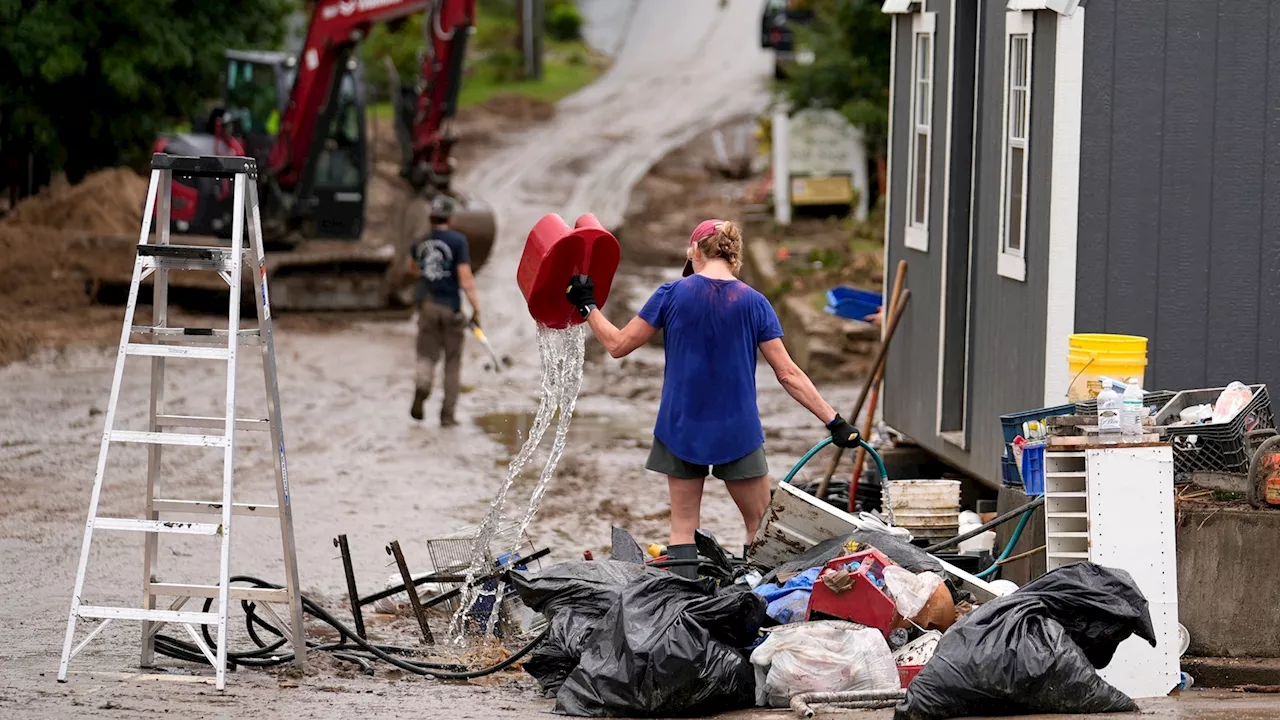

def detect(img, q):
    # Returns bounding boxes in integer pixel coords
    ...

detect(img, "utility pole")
[518,0,544,80]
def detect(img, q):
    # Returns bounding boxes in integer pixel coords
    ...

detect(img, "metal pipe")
[789,690,906,718]
[333,534,366,639]
[387,541,435,644]
[358,546,551,607]
[923,495,1045,554]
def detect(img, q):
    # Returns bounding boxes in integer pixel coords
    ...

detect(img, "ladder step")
[137,244,241,273]
[77,605,221,625]
[132,326,261,346]
[110,430,230,448]
[126,344,232,360]
[148,583,289,603]
[153,499,279,518]
[94,518,222,535]
[156,415,269,431]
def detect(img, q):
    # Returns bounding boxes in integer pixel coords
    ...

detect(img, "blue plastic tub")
[825,286,882,321]
[1020,443,1046,497]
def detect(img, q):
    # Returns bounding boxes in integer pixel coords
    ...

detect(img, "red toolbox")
[805,549,896,636]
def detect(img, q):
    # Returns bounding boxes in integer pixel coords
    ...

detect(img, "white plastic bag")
[883,566,945,620]
[749,620,899,708]
[1212,382,1253,424]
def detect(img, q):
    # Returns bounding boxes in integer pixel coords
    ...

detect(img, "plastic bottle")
[1097,384,1122,443]
[1122,378,1144,438]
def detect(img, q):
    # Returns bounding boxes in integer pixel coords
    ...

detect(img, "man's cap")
[682,218,726,277]
[429,194,456,219]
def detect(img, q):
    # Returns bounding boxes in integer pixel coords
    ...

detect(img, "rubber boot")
[666,543,699,579]
[410,388,429,420]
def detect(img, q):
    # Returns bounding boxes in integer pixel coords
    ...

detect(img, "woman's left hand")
[826,413,861,448]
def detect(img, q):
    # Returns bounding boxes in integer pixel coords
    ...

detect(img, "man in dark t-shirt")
[408,195,481,425]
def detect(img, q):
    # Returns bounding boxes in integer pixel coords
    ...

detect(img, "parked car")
[760,0,815,79]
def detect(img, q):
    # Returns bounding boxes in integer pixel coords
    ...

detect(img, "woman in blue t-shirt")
[565,219,861,576]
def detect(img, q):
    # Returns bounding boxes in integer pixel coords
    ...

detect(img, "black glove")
[826,413,861,449]
[566,274,597,319]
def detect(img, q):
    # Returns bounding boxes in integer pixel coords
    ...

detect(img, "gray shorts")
[645,436,768,481]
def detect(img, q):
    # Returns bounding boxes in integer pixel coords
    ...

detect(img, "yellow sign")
[791,174,853,205]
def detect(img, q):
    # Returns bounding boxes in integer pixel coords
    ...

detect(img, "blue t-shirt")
[638,275,784,466]
[411,228,471,311]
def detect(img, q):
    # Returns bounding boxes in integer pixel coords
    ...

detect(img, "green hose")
[975,505,1035,579]
[782,436,888,488]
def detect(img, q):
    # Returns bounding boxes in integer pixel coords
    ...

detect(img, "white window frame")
[904,11,936,252]
[998,11,1033,281]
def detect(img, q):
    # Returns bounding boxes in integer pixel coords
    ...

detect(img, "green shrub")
[545,2,584,42]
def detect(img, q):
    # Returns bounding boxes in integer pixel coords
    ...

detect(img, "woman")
[565,219,860,575]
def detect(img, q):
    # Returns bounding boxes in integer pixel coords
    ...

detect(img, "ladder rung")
[77,605,220,625]
[156,415,269,431]
[132,326,261,346]
[148,583,288,603]
[136,244,242,273]
[110,430,230,448]
[94,518,222,535]
[153,499,279,517]
[126,344,232,360]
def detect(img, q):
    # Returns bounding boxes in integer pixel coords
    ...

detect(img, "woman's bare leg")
[724,475,772,543]
[667,475,706,546]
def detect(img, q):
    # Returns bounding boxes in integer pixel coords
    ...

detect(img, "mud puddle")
[475,410,647,462]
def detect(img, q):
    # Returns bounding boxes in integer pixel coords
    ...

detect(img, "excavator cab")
[158,50,369,242]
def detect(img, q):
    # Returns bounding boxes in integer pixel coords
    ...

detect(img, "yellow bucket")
[1067,333,1148,402]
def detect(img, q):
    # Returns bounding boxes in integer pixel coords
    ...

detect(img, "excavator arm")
[270,0,475,194]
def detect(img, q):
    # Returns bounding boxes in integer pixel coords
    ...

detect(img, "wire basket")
[423,522,543,615]
[1155,385,1275,477]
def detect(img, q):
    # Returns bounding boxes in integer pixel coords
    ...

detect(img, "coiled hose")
[152,574,547,679]
[782,437,887,487]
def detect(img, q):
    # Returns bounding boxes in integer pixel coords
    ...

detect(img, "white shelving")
[1042,445,1180,700]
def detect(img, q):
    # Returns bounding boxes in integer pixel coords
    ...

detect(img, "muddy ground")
[0,2,1270,718]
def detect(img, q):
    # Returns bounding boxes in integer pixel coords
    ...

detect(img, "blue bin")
[1020,443,1046,496]
[824,286,882,321]
[1001,454,1021,487]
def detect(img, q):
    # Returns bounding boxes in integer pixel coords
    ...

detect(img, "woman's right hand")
[566,274,597,318]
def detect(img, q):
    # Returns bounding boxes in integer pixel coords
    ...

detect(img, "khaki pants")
[415,301,465,419]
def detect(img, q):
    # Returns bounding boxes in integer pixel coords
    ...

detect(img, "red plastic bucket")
[517,213,621,329]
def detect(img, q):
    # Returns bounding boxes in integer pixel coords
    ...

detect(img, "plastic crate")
[824,286,882,321]
[1002,454,1021,487]
[1020,443,1046,496]
[1075,389,1176,418]
[1154,384,1275,476]
[1000,403,1076,447]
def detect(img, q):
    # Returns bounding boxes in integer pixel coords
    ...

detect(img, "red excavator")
[152,0,496,310]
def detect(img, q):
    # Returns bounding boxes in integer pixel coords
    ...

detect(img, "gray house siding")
[1075,0,1280,394]
[885,2,1058,487]
[884,0,950,468]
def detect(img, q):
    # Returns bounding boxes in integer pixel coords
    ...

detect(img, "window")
[905,11,935,252]
[999,11,1033,281]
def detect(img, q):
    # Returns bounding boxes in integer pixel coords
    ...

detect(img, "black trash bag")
[555,573,767,717]
[509,560,665,696]
[894,563,1157,720]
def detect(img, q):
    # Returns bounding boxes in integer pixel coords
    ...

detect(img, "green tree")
[0,0,293,183]
[781,0,891,161]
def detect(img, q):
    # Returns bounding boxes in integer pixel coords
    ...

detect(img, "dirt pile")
[0,168,151,365]
[1,167,148,234]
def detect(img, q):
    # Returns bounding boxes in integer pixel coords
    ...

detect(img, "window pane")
[915,132,929,225]
[1012,88,1026,139]
[917,34,931,82]
[1006,146,1025,252]
[917,81,930,125]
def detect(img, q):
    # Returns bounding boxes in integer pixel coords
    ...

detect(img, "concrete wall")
[1177,507,1280,658]
[884,1,1056,486]
[1076,0,1280,394]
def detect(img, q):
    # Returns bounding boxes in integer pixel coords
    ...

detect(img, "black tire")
[1247,433,1280,508]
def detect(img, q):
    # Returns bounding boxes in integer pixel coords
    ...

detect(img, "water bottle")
[1097,384,1122,443]
[1122,378,1145,438]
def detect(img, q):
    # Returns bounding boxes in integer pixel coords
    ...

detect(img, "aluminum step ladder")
[58,153,306,689]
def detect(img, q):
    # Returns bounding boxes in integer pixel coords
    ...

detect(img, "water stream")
[447,323,588,643]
